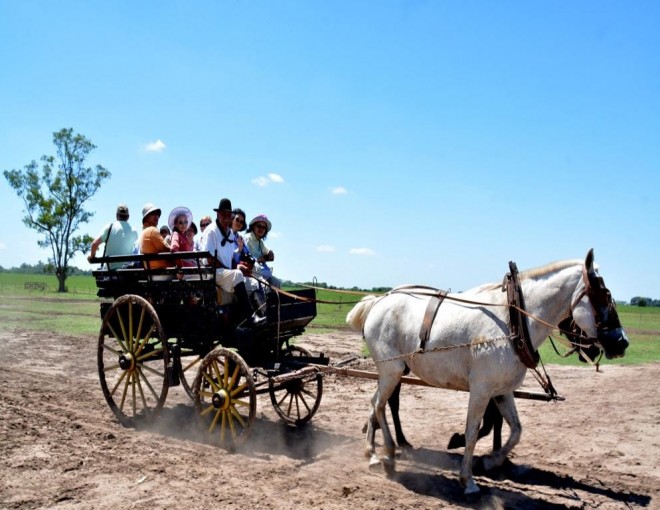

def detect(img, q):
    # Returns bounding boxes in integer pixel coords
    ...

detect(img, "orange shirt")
[139,226,170,269]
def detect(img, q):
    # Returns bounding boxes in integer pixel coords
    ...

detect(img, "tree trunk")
[57,272,67,293]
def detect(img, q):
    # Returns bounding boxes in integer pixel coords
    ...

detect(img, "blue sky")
[1,1,658,301]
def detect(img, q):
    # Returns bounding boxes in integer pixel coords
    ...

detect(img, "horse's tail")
[346,295,379,332]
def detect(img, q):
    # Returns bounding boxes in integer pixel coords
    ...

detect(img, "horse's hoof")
[447,432,464,450]
[463,481,481,495]
[368,455,382,471]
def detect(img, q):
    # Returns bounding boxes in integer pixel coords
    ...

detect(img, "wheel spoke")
[137,366,159,400]
[119,372,130,412]
[106,322,128,354]
[136,345,165,363]
[297,392,312,413]
[182,356,201,373]
[116,308,129,351]
[228,364,240,389]
[110,369,129,396]
[230,382,249,398]
[137,362,165,378]
[200,404,214,417]
[202,370,218,392]
[134,325,158,357]
[230,405,247,428]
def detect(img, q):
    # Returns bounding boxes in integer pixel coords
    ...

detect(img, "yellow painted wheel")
[192,347,256,448]
[269,345,323,426]
[98,295,169,426]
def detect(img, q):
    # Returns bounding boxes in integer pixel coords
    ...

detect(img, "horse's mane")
[464,258,587,295]
[519,259,584,280]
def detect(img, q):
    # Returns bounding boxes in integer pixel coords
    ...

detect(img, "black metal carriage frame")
[92,251,328,447]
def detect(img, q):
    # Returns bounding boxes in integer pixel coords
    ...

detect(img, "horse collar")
[504,261,539,369]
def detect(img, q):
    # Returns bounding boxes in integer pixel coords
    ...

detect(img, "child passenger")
[168,206,195,267]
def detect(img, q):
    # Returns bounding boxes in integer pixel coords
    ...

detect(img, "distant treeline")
[0,261,91,276]
[630,296,660,307]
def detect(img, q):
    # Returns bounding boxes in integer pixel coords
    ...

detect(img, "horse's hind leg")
[389,380,412,449]
[482,393,521,471]
[365,363,405,475]
[447,398,502,450]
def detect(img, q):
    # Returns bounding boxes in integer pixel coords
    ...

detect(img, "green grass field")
[1,274,658,365]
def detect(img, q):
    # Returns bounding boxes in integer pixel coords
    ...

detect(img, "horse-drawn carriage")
[92,251,328,446]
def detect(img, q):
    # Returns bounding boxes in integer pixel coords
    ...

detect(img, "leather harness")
[415,262,539,369]
[503,261,539,369]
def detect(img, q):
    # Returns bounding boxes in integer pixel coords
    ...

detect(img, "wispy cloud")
[331,186,347,195]
[269,231,282,239]
[144,139,166,152]
[252,173,285,187]
[316,245,336,252]
[349,248,375,256]
[0,242,6,251]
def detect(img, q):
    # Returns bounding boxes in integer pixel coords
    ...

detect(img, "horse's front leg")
[482,393,521,471]
[459,392,490,495]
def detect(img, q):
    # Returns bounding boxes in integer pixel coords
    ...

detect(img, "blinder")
[568,266,629,359]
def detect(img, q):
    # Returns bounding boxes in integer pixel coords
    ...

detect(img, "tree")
[4,128,110,292]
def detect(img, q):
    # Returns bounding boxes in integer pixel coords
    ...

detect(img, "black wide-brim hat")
[213,198,232,212]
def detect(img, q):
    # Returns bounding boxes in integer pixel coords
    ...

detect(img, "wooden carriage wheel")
[178,349,202,400]
[97,294,169,426]
[192,347,256,448]
[269,345,323,426]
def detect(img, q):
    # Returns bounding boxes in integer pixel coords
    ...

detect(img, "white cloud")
[331,186,347,195]
[316,245,336,252]
[0,242,6,251]
[144,139,166,152]
[252,173,284,187]
[349,248,375,256]
[252,176,269,187]
[269,231,282,239]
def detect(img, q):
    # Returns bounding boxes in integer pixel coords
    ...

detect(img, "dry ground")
[0,327,658,509]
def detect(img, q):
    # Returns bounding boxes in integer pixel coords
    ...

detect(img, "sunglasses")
[200,222,211,227]
[254,223,267,229]
[176,219,189,225]
[234,217,245,224]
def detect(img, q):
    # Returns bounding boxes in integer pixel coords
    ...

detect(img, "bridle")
[564,264,623,351]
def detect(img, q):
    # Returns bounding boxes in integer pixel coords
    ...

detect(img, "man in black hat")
[202,198,266,328]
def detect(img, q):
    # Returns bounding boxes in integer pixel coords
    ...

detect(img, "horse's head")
[567,249,629,360]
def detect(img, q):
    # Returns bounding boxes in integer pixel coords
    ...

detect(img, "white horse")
[346,249,628,494]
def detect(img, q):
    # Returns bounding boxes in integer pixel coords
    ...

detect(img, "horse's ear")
[585,248,594,272]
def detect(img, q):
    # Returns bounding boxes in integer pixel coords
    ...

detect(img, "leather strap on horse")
[504,261,539,369]
[419,290,447,351]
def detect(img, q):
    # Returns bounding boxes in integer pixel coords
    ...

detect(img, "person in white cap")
[202,198,266,329]
[244,213,280,286]
[139,203,170,269]
[87,204,138,269]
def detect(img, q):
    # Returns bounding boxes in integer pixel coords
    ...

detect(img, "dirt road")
[1,328,657,509]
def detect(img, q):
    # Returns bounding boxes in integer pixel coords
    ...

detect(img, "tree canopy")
[4,128,110,292]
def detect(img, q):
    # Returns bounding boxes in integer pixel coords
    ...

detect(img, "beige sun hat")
[168,206,193,231]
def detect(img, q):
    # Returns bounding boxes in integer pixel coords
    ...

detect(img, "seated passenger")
[195,215,212,251]
[230,208,251,268]
[244,214,280,287]
[87,204,138,269]
[168,206,195,267]
[139,203,170,270]
[202,198,265,329]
